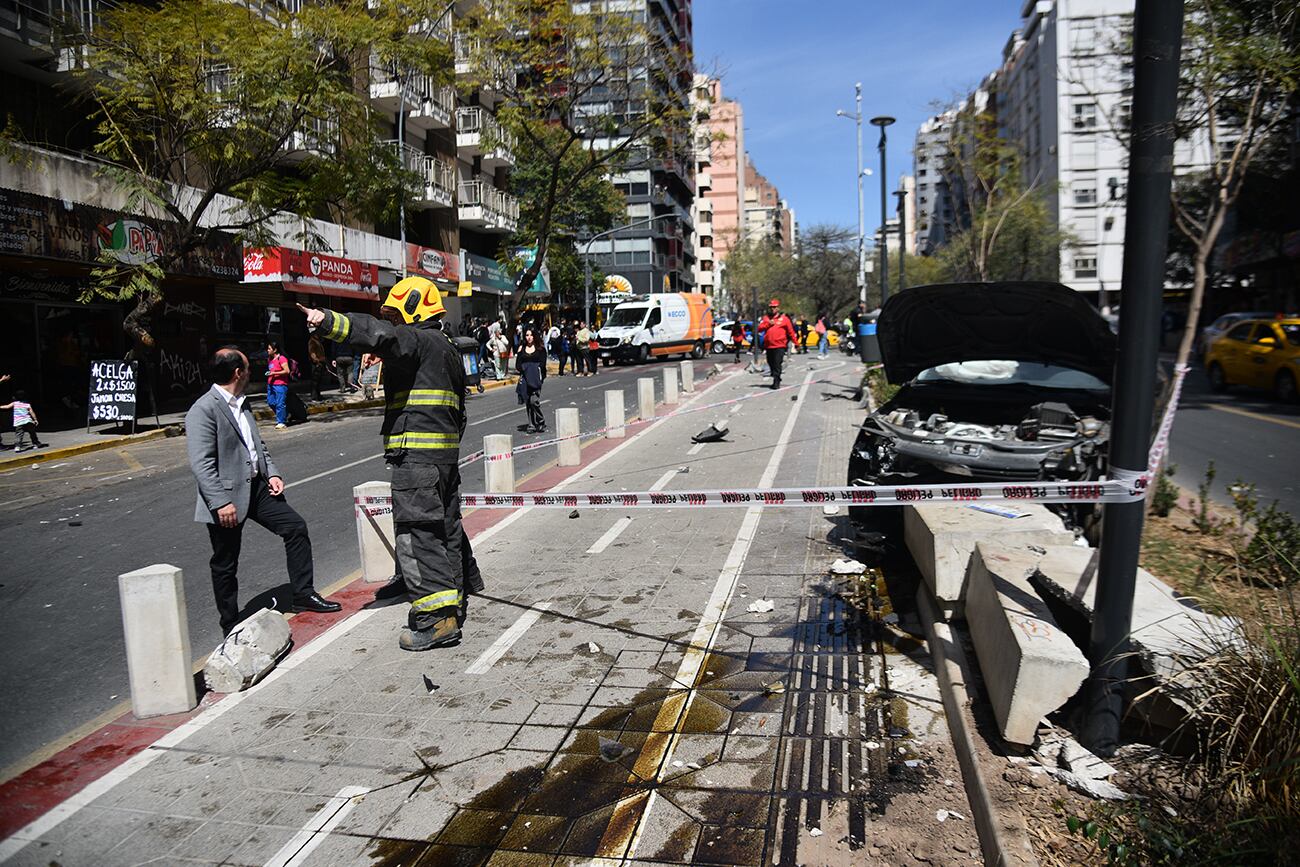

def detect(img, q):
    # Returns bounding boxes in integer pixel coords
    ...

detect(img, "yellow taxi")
[1204,316,1300,402]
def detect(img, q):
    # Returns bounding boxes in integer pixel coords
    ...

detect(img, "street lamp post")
[583,214,673,323]
[836,85,867,307]
[869,116,895,307]
[893,188,908,293]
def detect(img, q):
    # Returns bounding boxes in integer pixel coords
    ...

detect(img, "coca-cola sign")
[243,246,379,299]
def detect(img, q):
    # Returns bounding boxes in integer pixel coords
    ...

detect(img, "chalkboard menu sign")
[87,360,138,424]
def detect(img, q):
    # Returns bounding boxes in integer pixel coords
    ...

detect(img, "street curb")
[0,426,178,472]
[917,585,1039,867]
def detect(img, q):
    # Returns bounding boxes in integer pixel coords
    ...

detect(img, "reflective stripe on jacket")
[319,310,466,464]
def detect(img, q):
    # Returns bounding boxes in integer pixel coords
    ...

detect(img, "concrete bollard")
[604,389,625,439]
[663,367,679,405]
[556,407,581,466]
[118,564,197,719]
[637,377,656,422]
[353,481,394,583]
[484,434,515,493]
[680,360,695,393]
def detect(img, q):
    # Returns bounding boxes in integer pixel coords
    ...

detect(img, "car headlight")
[621,337,631,346]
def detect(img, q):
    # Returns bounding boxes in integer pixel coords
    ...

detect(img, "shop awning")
[242,246,380,301]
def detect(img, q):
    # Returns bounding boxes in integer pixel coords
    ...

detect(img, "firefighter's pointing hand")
[296,303,326,330]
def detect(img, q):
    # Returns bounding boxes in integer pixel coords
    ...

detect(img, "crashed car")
[848,282,1117,541]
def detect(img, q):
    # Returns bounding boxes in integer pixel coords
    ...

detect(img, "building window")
[919,196,928,205]
[1072,101,1097,130]
[918,183,928,191]
[1070,20,1097,55]
[1073,255,1098,279]
[1073,182,1098,206]
[918,168,927,177]
[1074,136,1097,168]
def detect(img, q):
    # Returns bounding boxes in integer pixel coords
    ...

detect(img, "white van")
[596,293,714,364]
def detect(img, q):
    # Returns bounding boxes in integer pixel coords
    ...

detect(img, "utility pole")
[1081,0,1185,756]
[836,85,867,306]
[893,188,908,293]
[870,115,895,307]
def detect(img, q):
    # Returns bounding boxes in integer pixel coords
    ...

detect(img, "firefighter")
[297,277,482,651]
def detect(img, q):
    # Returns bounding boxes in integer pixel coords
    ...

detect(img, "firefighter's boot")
[400,614,461,652]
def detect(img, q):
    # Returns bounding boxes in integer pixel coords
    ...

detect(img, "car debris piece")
[764,680,786,696]
[691,420,729,443]
[568,509,580,519]
[747,598,775,614]
[422,675,439,694]
[830,558,867,575]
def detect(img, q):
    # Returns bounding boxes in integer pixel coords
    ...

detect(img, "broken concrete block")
[904,503,1074,619]
[204,608,292,694]
[965,542,1088,746]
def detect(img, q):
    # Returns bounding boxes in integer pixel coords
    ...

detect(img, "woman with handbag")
[515,327,547,433]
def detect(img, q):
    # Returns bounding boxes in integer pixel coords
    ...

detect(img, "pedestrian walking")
[574,321,592,377]
[732,321,747,363]
[298,277,482,652]
[547,322,560,360]
[757,299,797,389]
[488,330,509,380]
[516,328,547,432]
[2,389,47,451]
[815,314,830,358]
[584,323,601,375]
[264,341,291,429]
[796,317,810,354]
[558,319,576,375]
[186,348,341,635]
[307,334,333,400]
[333,345,358,393]
[0,373,11,450]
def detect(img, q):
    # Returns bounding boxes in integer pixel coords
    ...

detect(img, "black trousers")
[206,477,314,634]
[525,388,545,430]
[391,463,481,631]
[766,347,787,387]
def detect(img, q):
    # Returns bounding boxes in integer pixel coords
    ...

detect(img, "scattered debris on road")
[747,598,775,613]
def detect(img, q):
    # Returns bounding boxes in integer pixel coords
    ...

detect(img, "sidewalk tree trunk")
[53,0,454,359]
[457,1,691,319]
[1169,0,1300,368]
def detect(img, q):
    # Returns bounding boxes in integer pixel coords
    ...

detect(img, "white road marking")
[586,517,633,555]
[465,603,553,674]
[263,786,369,867]
[468,401,546,428]
[687,443,705,456]
[285,453,382,489]
[624,365,816,860]
[0,609,381,862]
[729,404,742,414]
[649,469,678,491]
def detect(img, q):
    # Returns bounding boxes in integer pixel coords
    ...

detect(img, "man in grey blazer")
[187,347,341,634]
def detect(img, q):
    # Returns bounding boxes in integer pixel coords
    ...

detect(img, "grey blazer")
[186,387,280,524]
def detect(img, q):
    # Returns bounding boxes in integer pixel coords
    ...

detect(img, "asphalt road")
[0,357,720,776]
[1166,363,1300,517]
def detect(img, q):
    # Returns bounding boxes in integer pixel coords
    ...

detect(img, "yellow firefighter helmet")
[382,276,446,323]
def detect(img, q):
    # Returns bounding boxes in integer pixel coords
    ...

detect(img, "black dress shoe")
[293,592,342,613]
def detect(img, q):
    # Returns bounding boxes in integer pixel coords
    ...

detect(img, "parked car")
[1195,311,1276,359]
[712,320,752,354]
[1203,317,1300,402]
[848,282,1118,542]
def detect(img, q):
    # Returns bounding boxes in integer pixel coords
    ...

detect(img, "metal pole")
[877,128,888,306]
[397,68,408,278]
[751,284,759,366]
[584,254,593,324]
[1081,0,1184,756]
[894,189,908,292]
[855,84,865,306]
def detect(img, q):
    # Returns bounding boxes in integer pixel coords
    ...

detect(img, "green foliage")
[1194,461,1218,534]
[788,224,856,318]
[1151,464,1180,518]
[1231,481,1300,585]
[722,238,797,314]
[866,369,900,407]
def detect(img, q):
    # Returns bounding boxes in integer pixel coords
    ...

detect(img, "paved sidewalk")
[0,356,980,866]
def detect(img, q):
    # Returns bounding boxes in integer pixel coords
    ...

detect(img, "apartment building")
[689,76,716,296]
[0,0,520,413]
[912,111,957,255]
[579,0,695,297]
[742,158,796,256]
[696,77,746,263]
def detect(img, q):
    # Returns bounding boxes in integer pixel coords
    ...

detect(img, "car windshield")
[1281,324,1300,346]
[605,307,648,327]
[916,360,1108,391]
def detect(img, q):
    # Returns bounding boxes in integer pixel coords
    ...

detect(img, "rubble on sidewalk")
[203,608,291,693]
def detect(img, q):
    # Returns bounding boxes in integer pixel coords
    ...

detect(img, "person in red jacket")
[757,298,798,389]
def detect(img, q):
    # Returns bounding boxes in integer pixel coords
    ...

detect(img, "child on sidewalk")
[1,390,48,452]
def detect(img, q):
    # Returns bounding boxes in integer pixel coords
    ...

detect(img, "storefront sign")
[457,281,473,297]
[461,250,514,294]
[512,246,551,295]
[406,244,460,282]
[0,187,242,280]
[242,246,379,300]
[87,359,137,423]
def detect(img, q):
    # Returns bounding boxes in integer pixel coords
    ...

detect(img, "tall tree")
[935,99,1071,283]
[723,238,797,317]
[64,0,454,355]
[789,224,858,318]
[1169,0,1300,367]
[457,0,692,317]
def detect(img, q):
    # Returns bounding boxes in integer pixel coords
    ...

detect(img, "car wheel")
[691,341,706,360]
[1275,369,1298,404]
[638,344,650,364]
[712,340,725,355]
[1208,362,1227,392]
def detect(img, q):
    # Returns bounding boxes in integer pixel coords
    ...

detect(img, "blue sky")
[693,0,1023,238]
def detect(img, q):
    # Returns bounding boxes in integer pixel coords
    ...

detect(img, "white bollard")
[353,481,394,583]
[680,360,695,393]
[663,367,679,405]
[637,377,656,422]
[484,434,515,493]
[556,407,581,466]
[604,389,625,439]
[118,564,197,719]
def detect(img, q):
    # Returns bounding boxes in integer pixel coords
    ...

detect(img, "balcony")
[384,141,454,209]
[458,180,518,234]
[409,84,455,131]
[282,119,338,163]
[695,171,712,191]
[456,106,515,167]
[696,270,715,288]
[454,33,512,103]
[369,59,431,115]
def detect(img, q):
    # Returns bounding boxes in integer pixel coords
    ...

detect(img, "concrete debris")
[764,680,786,696]
[203,609,291,694]
[864,741,881,750]
[935,809,966,822]
[747,598,776,614]
[1035,730,1118,781]
[829,558,867,575]
[822,504,840,515]
[808,827,823,837]
[677,466,690,473]
[587,642,601,654]
[597,737,633,763]
[1045,767,1131,801]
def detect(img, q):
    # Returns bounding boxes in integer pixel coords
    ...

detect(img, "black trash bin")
[856,314,880,364]
[454,336,484,394]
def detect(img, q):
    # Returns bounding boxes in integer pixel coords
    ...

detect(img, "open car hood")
[877,282,1116,385]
